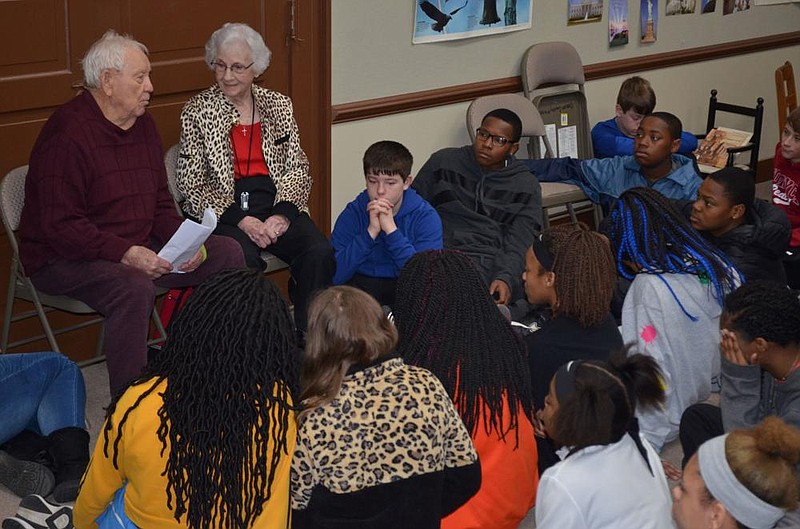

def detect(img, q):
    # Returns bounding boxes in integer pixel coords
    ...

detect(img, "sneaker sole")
[0,453,54,498]
[12,494,72,529]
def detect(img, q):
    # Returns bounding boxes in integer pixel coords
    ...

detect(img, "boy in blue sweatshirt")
[591,76,697,158]
[331,140,442,306]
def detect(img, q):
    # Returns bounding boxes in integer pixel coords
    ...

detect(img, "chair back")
[0,166,29,257]
[466,94,553,158]
[776,61,797,135]
[164,143,184,213]
[705,89,764,176]
[521,41,592,159]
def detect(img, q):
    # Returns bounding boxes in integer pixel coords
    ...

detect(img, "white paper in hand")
[157,208,217,273]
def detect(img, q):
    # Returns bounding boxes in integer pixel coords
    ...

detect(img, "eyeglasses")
[211,61,254,75]
[476,128,513,147]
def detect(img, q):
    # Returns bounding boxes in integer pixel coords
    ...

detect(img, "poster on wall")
[413,0,533,43]
[723,0,751,12]
[608,0,628,47]
[568,0,604,24]
[666,0,697,14]
[640,0,658,43]
[701,0,717,12]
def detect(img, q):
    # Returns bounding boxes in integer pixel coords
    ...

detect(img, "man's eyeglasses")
[475,128,513,147]
[211,61,254,75]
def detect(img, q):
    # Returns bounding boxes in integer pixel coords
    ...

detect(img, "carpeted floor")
[0,361,688,527]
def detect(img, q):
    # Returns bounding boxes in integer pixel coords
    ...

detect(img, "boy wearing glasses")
[331,140,442,307]
[414,109,542,305]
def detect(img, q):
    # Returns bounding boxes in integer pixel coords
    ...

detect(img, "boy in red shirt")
[773,107,800,287]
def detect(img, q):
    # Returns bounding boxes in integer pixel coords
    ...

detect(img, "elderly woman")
[177,23,334,333]
[672,417,800,529]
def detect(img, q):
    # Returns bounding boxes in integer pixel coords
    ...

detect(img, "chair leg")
[149,306,167,346]
[2,265,18,353]
[94,323,105,358]
[566,203,578,224]
[27,283,61,352]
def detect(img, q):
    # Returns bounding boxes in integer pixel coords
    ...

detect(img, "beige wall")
[329,1,800,225]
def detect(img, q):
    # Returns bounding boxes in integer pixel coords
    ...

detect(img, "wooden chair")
[776,61,797,135]
[702,89,764,177]
[0,166,166,362]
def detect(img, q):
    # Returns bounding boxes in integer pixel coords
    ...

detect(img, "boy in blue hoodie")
[331,140,442,306]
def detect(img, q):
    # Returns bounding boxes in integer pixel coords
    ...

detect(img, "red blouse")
[231,122,269,179]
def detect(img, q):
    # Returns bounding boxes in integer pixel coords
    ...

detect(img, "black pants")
[215,214,334,332]
[211,178,335,331]
[347,274,397,308]
[678,403,723,467]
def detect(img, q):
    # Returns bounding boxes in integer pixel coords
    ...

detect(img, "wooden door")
[0,0,330,359]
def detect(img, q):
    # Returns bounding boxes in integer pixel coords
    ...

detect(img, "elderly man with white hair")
[19,30,245,394]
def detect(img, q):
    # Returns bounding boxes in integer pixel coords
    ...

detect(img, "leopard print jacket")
[290,358,478,510]
[176,84,311,219]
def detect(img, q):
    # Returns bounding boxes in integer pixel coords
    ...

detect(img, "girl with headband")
[672,416,800,529]
[535,354,674,529]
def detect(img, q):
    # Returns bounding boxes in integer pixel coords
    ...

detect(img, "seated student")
[0,353,88,502]
[526,112,702,211]
[413,109,542,305]
[679,280,800,466]
[773,107,800,288]
[521,223,621,413]
[591,76,698,158]
[679,166,790,283]
[606,187,741,452]
[331,140,442,307]
[74,269,298,529]
[395,250,538,529]
[291,286,480,529]
[522,223,622,476]
[535,355,674,529]
[673,417,800,529]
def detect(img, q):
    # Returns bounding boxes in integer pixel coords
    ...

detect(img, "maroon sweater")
[19,91,182,275]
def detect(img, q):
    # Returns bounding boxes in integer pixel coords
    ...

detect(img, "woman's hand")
[238,216,271,248]
[263,215,290,246]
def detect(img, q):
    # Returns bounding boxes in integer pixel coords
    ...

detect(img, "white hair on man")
[81,29,148,89]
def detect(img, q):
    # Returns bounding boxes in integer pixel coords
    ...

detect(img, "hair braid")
[101,269,298,529]
[605,187,742,314]
[394,250,534,445]
[541,223,616,327]
[723,280,800,346]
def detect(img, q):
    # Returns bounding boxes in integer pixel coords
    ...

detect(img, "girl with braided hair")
[522,222,622,475]
[522,223,622,414]
[394,249,538,529]
[73,268,299,529]
[605,187,741,453]
[535,353,673,529]
[291,285,480,529]
[679,280,800,470]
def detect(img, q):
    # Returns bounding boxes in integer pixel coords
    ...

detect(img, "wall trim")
[332,31,800,124]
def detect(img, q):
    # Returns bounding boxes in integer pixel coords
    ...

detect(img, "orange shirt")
[442,396,539,529]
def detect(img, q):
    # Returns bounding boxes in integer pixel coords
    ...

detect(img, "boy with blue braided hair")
[605,187,741,452]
